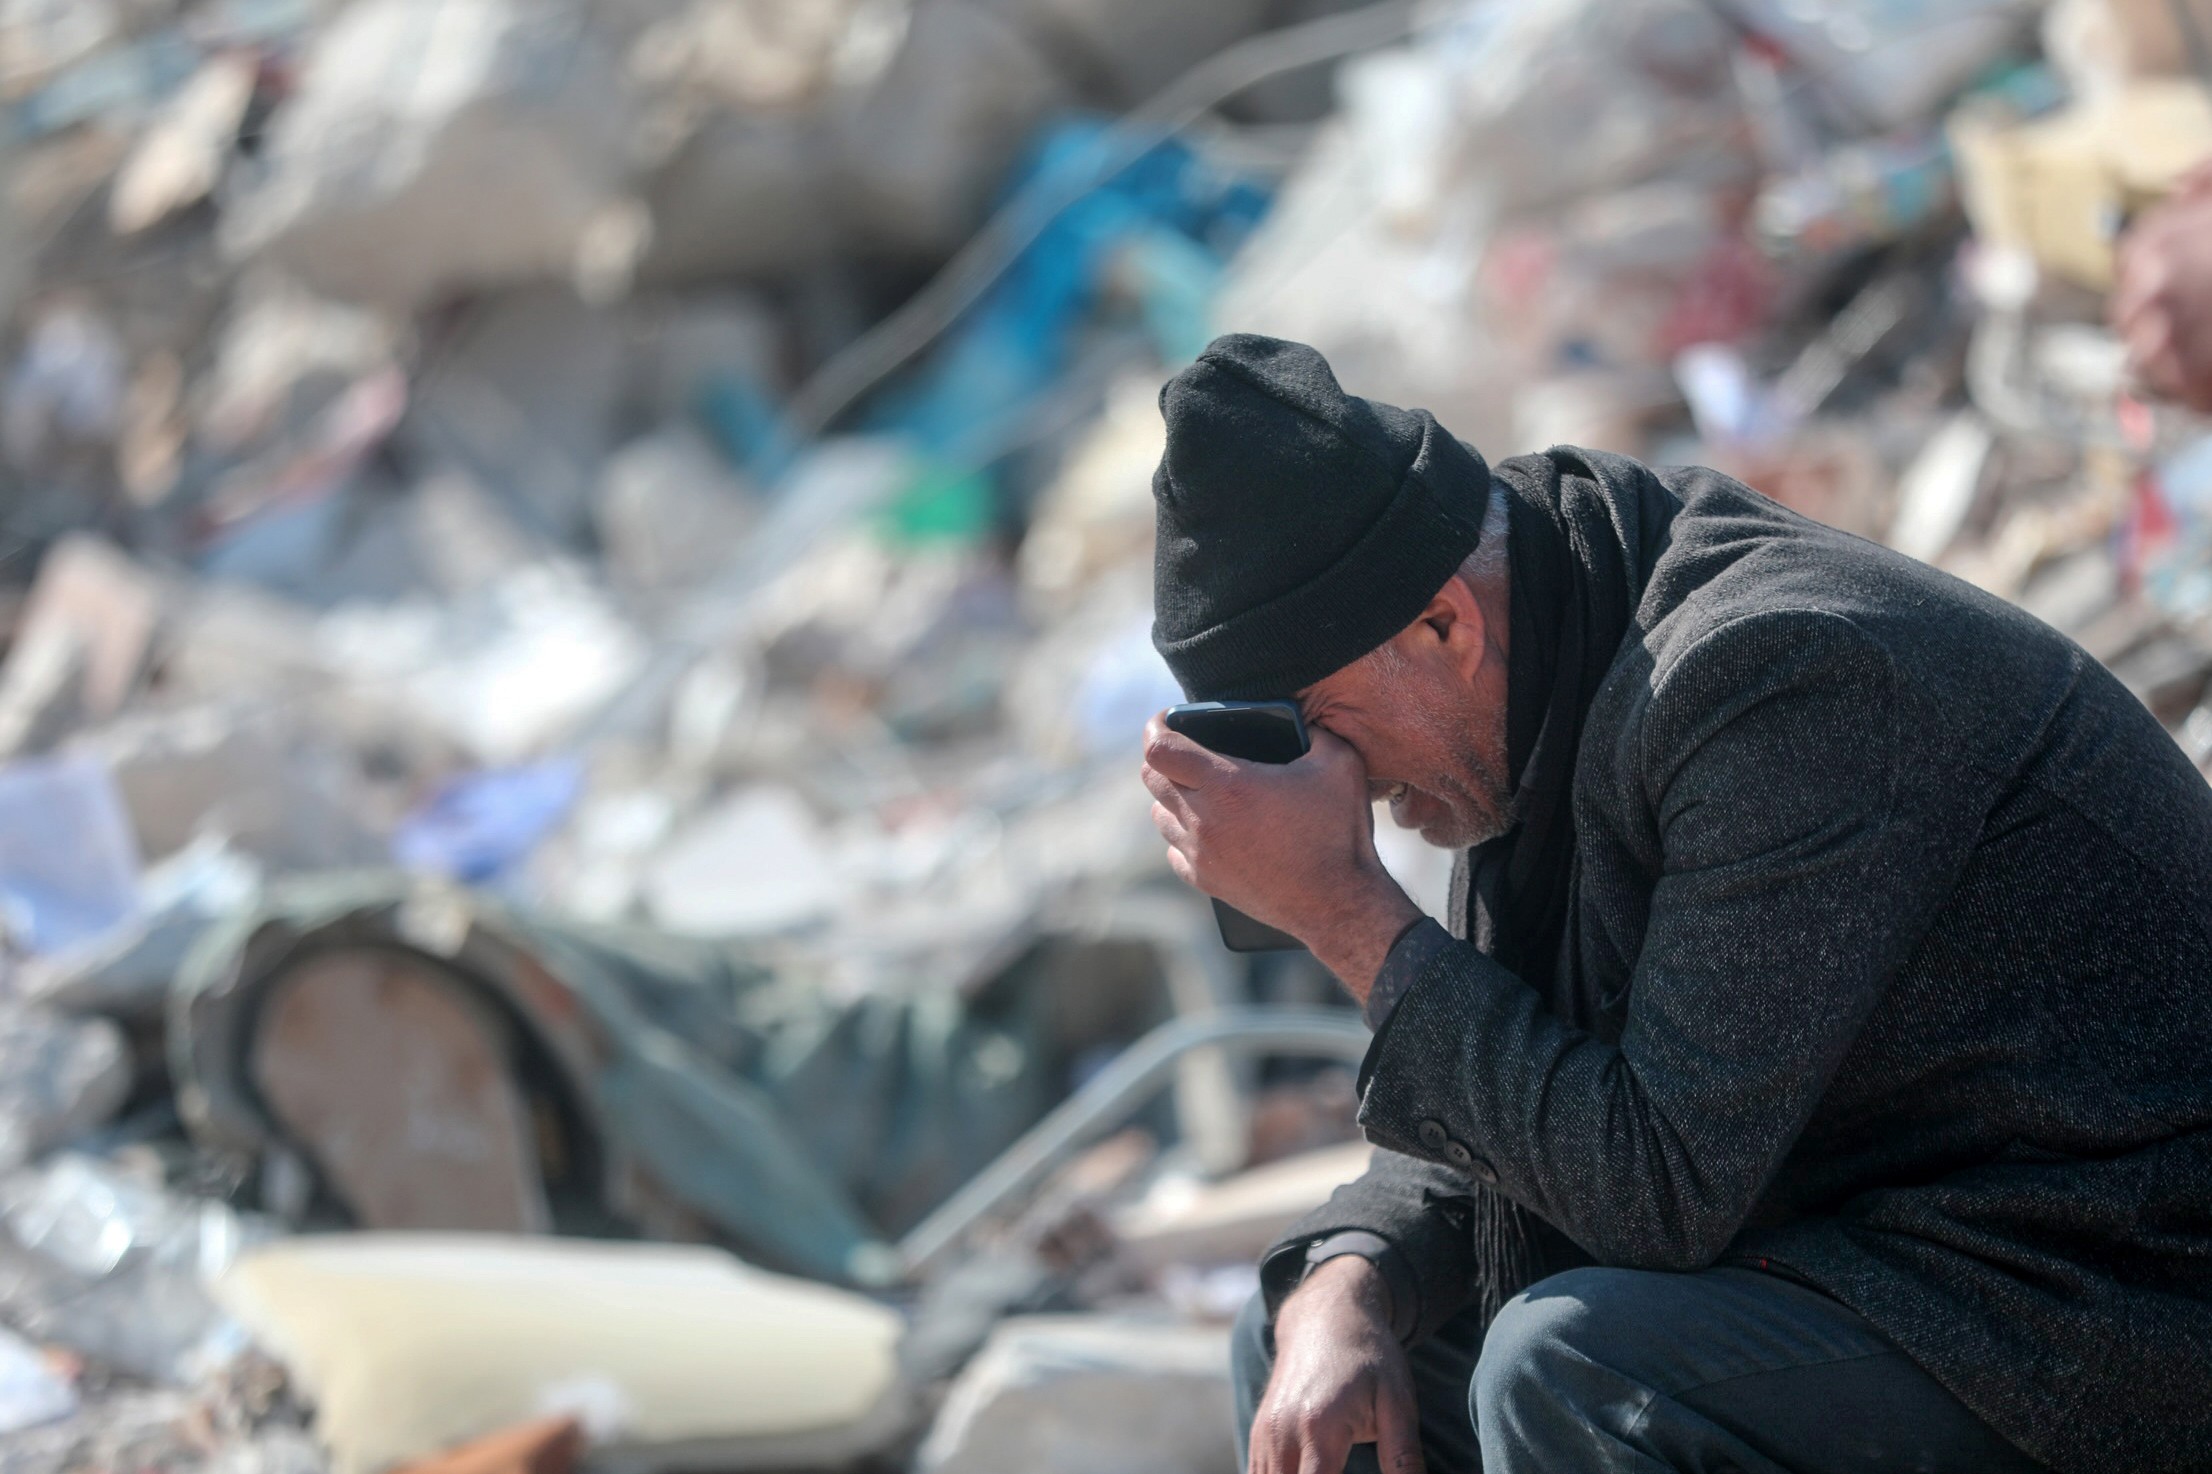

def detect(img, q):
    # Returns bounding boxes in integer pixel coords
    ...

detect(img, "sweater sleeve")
[1258,1147,1484,1343]
[1355,608,1935,1270]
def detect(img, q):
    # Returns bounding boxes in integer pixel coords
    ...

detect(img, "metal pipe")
[897,1007,1372,1276]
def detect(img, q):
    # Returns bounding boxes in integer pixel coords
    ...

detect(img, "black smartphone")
[1162,699,1311,952]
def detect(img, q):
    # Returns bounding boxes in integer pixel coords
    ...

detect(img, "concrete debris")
[917,1316,1236,1474]
[16,904,219,1021]
[215,1235,909,1474]
[108,53,258,236]
[0,0,2208,1462]
[642,784,840,936]
[0,757,141,956]
[0,1387,200,1474]
[1115,1141,1370,1274]
[400,289,636,544]
[830,1,1078,256]
[1,304,125,478]
[72,705,382,871]
[221,0,638,310]
[315,567,645,765]
[196,282,401,458]
[0,1322,75,1435]
[594,428,758,594]
[0,1010,132,1173]
[0,536,166,760]
[0,1153,271,1385]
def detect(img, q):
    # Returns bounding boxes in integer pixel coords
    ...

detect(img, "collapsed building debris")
[917,1316,1238,1474]
[0,0,2206,1467]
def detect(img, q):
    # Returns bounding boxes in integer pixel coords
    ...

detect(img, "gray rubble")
[0,1011,130,1173]
[917,1316,1237,1474]
[220,0,642,311]
[0,0,2205,1468]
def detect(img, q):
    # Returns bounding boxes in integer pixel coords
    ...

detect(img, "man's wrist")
[1280,1250,1392,1329]
[1306,870,1423,1004]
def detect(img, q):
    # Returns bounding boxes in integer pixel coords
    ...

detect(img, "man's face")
[1298,632,1513,851]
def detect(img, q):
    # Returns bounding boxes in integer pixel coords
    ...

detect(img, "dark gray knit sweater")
[1266,454,2212,1474]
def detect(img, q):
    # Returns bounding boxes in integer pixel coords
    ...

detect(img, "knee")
[1471,1268,1629,1434]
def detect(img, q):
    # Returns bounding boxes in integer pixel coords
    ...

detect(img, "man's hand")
[1250,1256,1425,1474]
[1141,713,1421,997]
[2113,164,2212,414]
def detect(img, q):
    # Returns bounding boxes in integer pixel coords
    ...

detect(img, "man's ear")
[1420,575,1486,675]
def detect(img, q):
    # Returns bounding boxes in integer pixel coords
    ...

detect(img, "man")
[1138,334,2212,1474]
[2114,160,2212,413]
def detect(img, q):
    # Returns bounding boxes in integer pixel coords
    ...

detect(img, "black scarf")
[1446,448,1680,1324]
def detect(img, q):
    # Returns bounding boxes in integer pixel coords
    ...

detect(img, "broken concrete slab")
[400,288,637,546]
[221,0,640,310]
[830,0,1074,256]
[214,1235,910,1474]
[195,279,400,458]
[0,537,167,760]
[314,566,646,766]
[636,113,835,284]
[641,785,840,936]
[917,1315,1236,1474]
[70,704,384,871]
[107,52,257,236]
[1114,1140,1371,1273]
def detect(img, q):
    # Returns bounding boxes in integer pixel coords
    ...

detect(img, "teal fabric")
[171,876,1070,1284]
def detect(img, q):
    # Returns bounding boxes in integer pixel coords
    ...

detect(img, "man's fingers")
[1164,844,1199,889]
[1143,715,1239,788]
[1374,1384,1427,1474]
[1151,801,1190,852]
[1250,1404,1303,1474]
[1140,761,1194,818]
[1294,1425,1355,1474]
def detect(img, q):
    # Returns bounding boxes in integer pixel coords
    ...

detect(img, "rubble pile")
[0,0,2206,1468]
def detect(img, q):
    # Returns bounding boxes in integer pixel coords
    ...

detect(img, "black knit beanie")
[1150,333,1492,700]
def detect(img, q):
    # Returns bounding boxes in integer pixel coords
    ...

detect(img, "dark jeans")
[1232,1266,2049,1473]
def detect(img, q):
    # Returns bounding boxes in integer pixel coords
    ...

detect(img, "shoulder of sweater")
[1641,602,1897,712]
[1635,481,2084,710]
